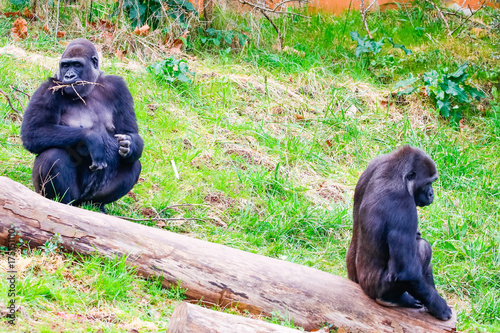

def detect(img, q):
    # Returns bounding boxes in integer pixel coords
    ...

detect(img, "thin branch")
[49,80,103,105]
[260,9,284,50]
[365,0,378,12]
[274,0,309,11]
[115,0,124,31]
[425,0,450,31]
[10,86,31,99]
[359,0,373,39]
[121,216,207,223]
[0,89,23,117]
[238,0,311,19]
[448,1,485,36]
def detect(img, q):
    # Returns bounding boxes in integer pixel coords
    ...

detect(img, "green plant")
[148,56,195,84]
[120,0,197,28]
[350,31,412,58]
[201,27,250,49]
[40,234,63,255]
[394,63,485,120]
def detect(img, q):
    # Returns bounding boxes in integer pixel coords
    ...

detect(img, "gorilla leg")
[89,160,141,205]
[406,236,452,320]
[32,148,81,204]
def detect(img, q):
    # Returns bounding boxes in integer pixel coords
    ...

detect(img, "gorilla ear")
[405,171,416,196]
[91,55,99,69]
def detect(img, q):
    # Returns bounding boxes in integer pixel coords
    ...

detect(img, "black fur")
[21,39,143,208]
[346,146,452,321]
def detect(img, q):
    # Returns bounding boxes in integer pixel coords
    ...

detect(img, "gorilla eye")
[407,171,416,180]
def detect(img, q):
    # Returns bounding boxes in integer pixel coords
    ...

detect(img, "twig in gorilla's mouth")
[49,80,103,105]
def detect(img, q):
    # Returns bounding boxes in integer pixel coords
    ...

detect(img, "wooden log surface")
[0,177,457,332]
[167,302,308,333]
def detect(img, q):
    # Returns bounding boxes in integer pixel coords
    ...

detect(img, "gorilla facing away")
[21,39,143,211]
[346,146,452,321]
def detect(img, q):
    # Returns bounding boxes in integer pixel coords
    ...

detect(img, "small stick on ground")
[0,88,23,118]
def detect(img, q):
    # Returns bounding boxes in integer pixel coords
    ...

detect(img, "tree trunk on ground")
[167,302,309,333]
[0,177,457,332]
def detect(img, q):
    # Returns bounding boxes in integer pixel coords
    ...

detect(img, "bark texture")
[0,177,457,332]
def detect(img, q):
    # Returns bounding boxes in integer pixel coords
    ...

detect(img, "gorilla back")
[346,146,452,321]
[21,39,144,210]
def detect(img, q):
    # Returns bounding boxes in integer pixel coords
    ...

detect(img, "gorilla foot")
[376,292,423,309]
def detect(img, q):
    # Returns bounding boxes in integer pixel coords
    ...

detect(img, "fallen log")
[0,177,457,332]
[167,302,307,333]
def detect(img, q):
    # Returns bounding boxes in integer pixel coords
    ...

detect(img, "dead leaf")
[43,24,49,33]
[133,24,150,36]
[295,114,304,121]
[22,7,35,20]
[12,18,28,40]
[4,11,20,18]
[420,86,428,97]
[459,118,466,131]
[326,140,333,148]
[56,30,66,38]
[155,220,166,228]
[115,49,126,61]
[89,19,114,32]
[170,30,190,52]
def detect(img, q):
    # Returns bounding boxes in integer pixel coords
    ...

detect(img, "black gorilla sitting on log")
[21,39,143,211]
[346,146,452,321]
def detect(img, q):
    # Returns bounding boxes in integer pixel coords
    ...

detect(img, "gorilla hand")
[86,131,108,171]
[115,134,131,157]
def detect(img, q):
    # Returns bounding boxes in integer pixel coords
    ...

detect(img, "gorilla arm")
[21,80,105,167]
[104,75,144,163]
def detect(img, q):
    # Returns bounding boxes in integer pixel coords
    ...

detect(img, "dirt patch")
[204,191,236,211]
[223,143,276,171]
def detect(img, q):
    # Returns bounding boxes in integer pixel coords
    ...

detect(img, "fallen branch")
[168,302,310,332]
[10,86,31,100]
[0,177,457,332]
[0,88,23,117]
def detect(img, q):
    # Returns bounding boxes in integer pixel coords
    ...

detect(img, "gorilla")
[21,39,143,211]
[346,146,452,321]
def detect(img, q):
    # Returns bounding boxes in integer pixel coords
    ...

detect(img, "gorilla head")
[56,39,102,97]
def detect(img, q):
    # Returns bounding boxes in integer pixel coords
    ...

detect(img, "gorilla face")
[414,181,434,207]
[56,39,102,98]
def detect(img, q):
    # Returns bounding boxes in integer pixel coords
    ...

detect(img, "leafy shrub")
[350,31,412,58]
[395,63,485,120]
[148,56,195,84]
[201,26,250,49]
[120,0,197,28]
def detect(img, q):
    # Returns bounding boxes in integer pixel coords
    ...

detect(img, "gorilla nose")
[65,73,76,80]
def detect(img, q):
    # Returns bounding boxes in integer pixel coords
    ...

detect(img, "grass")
[0,0,500,331]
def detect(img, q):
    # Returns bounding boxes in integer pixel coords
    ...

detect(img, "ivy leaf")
[437,99,451,117]
[177,73,191,83]
[445,80,469,102]
[449,63,469,83]
[394,74,418,90]
[386,37,412,55]
[398,86,417,96]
